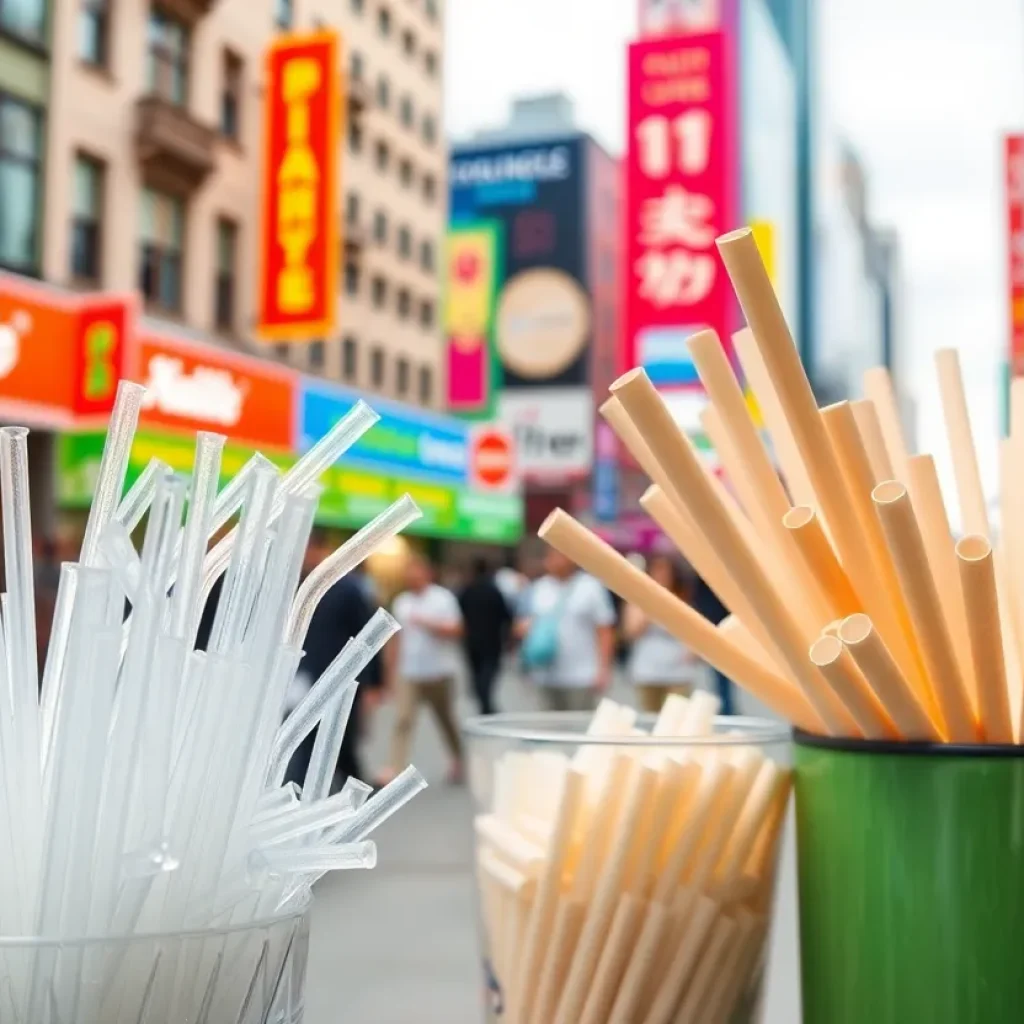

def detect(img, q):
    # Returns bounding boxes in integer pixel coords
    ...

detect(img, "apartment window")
[399,95,414,129]
[350,50,364,82]
[350,0,364,11]
[425,0,438,22]
[424,49,437,77]
[308,340,325,372]
[344,262,360,296]
[0,96,42,273]
[214,218,237,331]
[397,225,411,259]
[139,186,184,311]
[0,0,45,43]
[274,343,289,361]
[349,122,363,153]
[396,358,410,396]
[220,51,243,140]
[370,346,385,387]
[374,139,390,171]
[345,191,360,225]
[419,238,434,272]
[376,73,390,109]
[377,5,391,36]
[147,8,190,106]
[418,365,433,404]
[422,113,437,146]
[396,288,411,319]
[71,154,104,281]
[418,298,434,329]
[422,173,436,202]
[342,336,358,379]
[275,0,293,29]
[401,28,415,55]
[373,209,388,244]
[371,275,387,308]
[78,0,109,66]
[399,158,413,188]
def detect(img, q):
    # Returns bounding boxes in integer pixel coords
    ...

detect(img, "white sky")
[445,0,1024,525]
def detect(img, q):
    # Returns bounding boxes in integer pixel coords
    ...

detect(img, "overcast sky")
[445,0,1024,524]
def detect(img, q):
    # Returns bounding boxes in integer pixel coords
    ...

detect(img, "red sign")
[624,32,737,385]
[1006,135,1024,375]
[257,31,341,342]
[131,329,297,450]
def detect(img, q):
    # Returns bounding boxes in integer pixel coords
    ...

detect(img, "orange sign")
[257,30,341,342]
[0,272,131,427]
[131,328,297,450]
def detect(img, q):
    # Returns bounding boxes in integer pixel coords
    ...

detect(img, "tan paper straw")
[601,395,675,498]
[872,481,977,742]
[955,536,1014,743]
[701,909,759,1024]
[809,635,900,740]
[609,369,857,736]
[838,615,942,741]
[672,913,739,1024]
[608,901,672,1023]
[713,761,785,887]
[999,438,1024,735]
[732,327,817,508]
[716,229,879,619]
[578,893,645,1024]
[782,506,860,620]
[717,615,774,665]
[863,366,911,483]
[538,509,821,730]
[851,398,896,484]
[532,896,586,1024]
[935,347,990,536]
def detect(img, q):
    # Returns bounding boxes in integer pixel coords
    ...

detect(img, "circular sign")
[471,429,513,489]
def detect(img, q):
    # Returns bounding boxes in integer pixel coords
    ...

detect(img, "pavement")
[302,668,803,1023]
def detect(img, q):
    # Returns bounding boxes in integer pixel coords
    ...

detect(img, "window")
[1,0,45,43]
[371,347,385,387]
[214,218,237,331]
[308,340,325,372]
[274,343,289,361]
[424,49,437,77]
[345,191,360,225]
[418,298,434,329]
[78,0,109,66]
[399,95,414,129]
[376,73,390,109]
[374,139,390,171]
[371,276,387,308]
[396,358,410,396]
[401,28,415,55]
[220,51,243,140]
[350,0,363,11]
[342,336,358,379]
[377,5,391,36]
[397,225,411,259]
[422,173,436,202]
[344,262,360,296]
[422,113,436,146]
[147,9,190,106]
[275,0,293,28]
[71,154,104,281]
[0,96,42,273]
[418,365,433,404]
[350,50,364,82]
[349,122,363,153]
[139,187,184,311]
[419,238,434,272]
[425,0,438,22]
[399,158,413,188]
[396,288,411,319]
[373,209,388,243]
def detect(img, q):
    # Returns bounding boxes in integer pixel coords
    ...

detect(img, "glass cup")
[463,710,791,1024]
[0,901,310,1024]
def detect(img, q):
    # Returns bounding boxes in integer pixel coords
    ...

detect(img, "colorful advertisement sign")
[1006,135,1024,375]
[624,31,738,387]
[498,388,593,482]
[257,30,341,341]
[444,221,503,416]
[639,0,724,35]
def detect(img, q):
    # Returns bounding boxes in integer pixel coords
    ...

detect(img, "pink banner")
[624,31,737,387]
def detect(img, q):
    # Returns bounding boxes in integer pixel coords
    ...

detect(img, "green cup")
[794,731,1024,1024]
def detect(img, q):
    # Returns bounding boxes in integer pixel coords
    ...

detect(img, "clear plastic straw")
[114,458,169,534]
[340,776,374,810]
[253,785,300,823]
[251,787,360,848]
[326,765,428,846]
[257,841,378,876]
[138,472,187,600]
[100,522,143,602]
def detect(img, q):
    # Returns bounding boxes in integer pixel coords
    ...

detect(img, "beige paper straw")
[713,760,785,886]
[717,615,773,664]
[783,506,860,620]
[713,917,767,1024]
[609,369,857,736]
[538,510,821,730]
[672,913,740,1024]
[872,481,977,742]
[608,901,672,1024]
[809,634,899,740]
[838,615,942,741]
[733,327,817,508]
[578,893,645,1024]
[935,347,990,536]
[701,909,760,1024]
[852,398,895,484]
[863,366,911,482]
[532,896,586,1024]
[955,536,1014,743]
[601,395,675,498]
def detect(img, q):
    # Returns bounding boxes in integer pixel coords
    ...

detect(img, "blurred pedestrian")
[458,558,512,715]
[516,548,616,713]
[382,555,465,784]
[695,575,734,714]
[623,555,698,713]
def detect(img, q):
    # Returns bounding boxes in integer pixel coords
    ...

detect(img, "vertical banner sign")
[444,222,502,415]
[257,31,341,342]
[1006,135,1024,376]
[625,31,737,387]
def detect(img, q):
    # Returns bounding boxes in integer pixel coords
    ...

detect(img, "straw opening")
[838,613,873,646]
[956,535,991,562]
[809,634,843,667]
[871,480,907,504]
[782,505,815,530]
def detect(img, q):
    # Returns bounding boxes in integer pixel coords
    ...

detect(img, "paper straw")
[851,399,895,484]
[782,506,860,620]
[872,481,977,741]
[578,893,644,1024]
[863,366,911,483]
[672,913,739,1024]
[838,615,942,741]
[533,896,586,1024]
[955,536,1014,743]
[935,348,989,535]
[608,900,672,1023]
[809,635,898,740]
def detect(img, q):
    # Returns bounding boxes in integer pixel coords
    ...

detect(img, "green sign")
[58,431,524,545]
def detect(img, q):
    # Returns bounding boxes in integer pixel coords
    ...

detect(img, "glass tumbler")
[463,711,790,1024]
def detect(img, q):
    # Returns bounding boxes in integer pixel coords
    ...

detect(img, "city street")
[302,669,803,1023]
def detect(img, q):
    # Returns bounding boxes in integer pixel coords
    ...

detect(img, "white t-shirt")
[628,622,695,685]
[392,584,463,681]
[523,573,616,688]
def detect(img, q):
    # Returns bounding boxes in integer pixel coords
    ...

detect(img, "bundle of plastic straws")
[0,380,427,1022]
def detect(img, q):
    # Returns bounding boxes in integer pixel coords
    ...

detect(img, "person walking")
[624,555,698,713]
[382,555,466,784]
[458,558,512,715]
[516,548,616,713]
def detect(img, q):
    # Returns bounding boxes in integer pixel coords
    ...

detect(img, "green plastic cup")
[794,731,1024,1024]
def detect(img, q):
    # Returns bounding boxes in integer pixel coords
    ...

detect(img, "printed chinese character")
[635,248,716,307]
[640,186,715,248]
